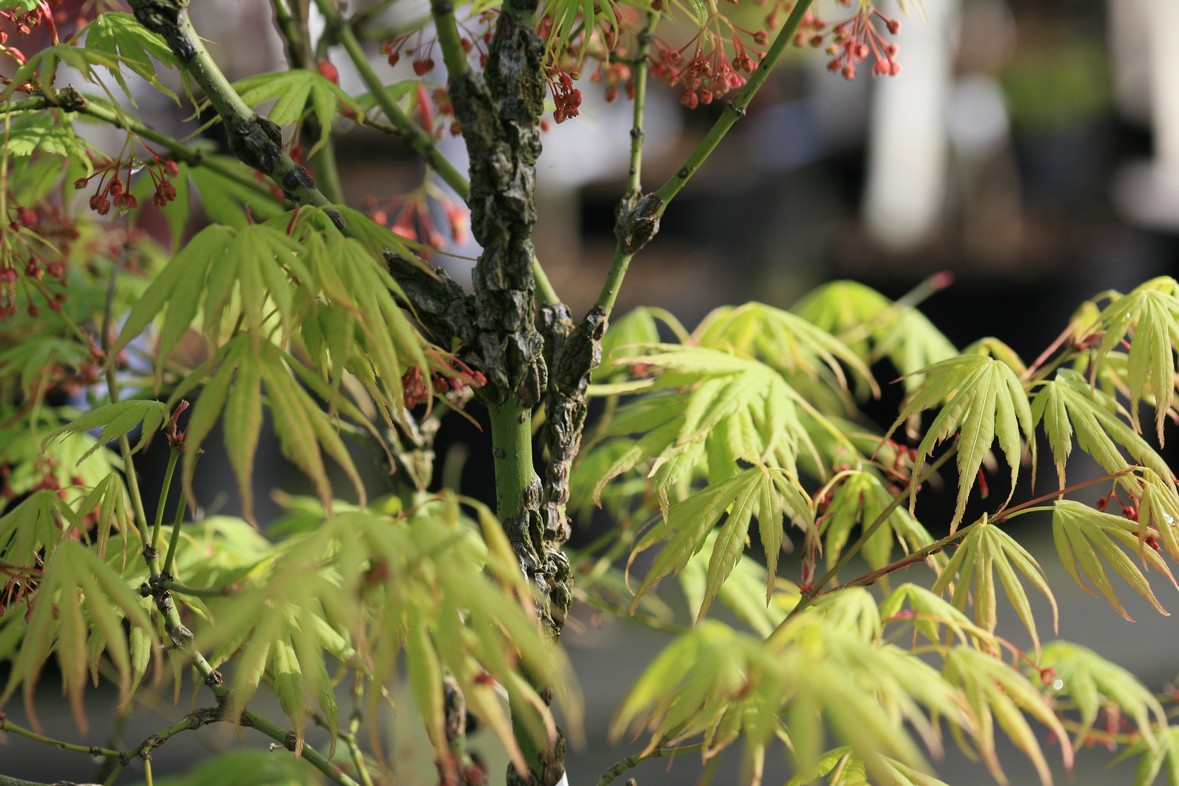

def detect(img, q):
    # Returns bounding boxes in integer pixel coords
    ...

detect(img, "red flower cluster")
[364,191,470,250]
[1,202,73,318]
[538,8,638,120]
[650,23,766,108]
[75,151,180,216]
[382,12,495,76]
[0,0,58,44]
[401,358,487,409]
[823,4,902,79]
[546,66,582,124]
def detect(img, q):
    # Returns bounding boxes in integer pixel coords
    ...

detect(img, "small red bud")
[316,58,339,84]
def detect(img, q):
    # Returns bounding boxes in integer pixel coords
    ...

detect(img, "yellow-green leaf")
[889,354,1035,530]
[1052,500,1178,620]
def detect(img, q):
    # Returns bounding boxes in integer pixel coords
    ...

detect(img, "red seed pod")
[316,58,339,84]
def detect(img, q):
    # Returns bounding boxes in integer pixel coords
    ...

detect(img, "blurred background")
[6,0,1179,782]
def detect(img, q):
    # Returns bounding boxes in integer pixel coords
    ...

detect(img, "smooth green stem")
[597,742,704,785]
[533,257,559,306]
[625,15,656,199]
[430,0,470,80]
[597,248,633,318]
[594,18,655,318]
[161,579,236,597]
[243,708,361,786]
[649,0,815,207]
[0,716,122,759]
[151,449,180,556]
[488,400,534,521]
[309,138,345,203]
[324,0,470,199]
[160,468,189,578]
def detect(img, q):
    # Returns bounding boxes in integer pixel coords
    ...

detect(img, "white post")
[862,0,963,253]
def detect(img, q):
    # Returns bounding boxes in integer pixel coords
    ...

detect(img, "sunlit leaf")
[1052,500,1178,620]
[1032,368,1174,488]
[42,400,168,463]
[794,280,957,391]
[1040,640,1165,748]
[931,516,1057,653]
[590,345,845,504]
[679,530,801,634]
[943,647,1073,786]
[695,301,877,397]
[820,470,947,574]
[0,539,157,732]
[631,466,812,618]
[888,353,1036,530]
[1090,277,1179,442]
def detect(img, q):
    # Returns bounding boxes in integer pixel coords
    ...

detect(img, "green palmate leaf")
[0,335,91,397]
[787,747,952,786]
[231,70,363,155]
[944,648,1073,786]
[1040,640,1166,749]
[794,279,957,391]
[113,222,310,374]
[173,335,371,518]
[0,491,74,577]
[83,11,182,104]
[615,614,967,783]
[1090,277,1179,442]
[0,416,117,513]
[694,301,877,397]
[591,344,843,505]
[931,516,1057,653]
[0,539,157,732]
[820,470,947,573]
[194,497,575,770]
[592,306,682,383]
[0,117,97,173]
[1137,469,1179,561]
[75,473,135,560]
[888,352,1036,530]
[630,466,813,618]
[42,400,169,463]
[187,157,287,228]
[1032,368,1174,488]
[4,43,122,98]
[880,583,999,651]
[1130,725,1179,786]
[1051,500,1178,620]
[679,530,801,635]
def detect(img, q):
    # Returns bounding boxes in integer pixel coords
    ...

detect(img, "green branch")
[601,0,816,319]
[0,715,123,760]
[648,0,814,206]
[318,0,470,199]
[597,742,704,785]
[595,12,657,317]
[130,0,327,207]
[430,0,471,82]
